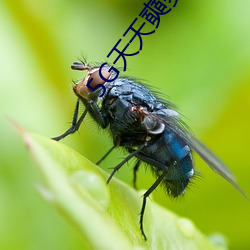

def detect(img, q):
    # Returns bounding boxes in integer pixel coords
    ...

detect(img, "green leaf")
[19,128,227,250]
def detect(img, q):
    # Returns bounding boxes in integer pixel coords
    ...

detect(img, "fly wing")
[170,122,247,198]
[151,109,247,198]
[179,128,236,181]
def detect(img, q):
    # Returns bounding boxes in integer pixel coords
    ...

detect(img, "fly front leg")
[52,99,89,141]
[88,100,108,129]
[52,99,108,141]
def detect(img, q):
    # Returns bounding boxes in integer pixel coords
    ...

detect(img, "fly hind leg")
[140,172,166,240]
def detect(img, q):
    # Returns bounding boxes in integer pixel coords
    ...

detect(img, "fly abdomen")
[163,129,194,196]
[164,153,193,197]
[165,128,191,161]
[136,128,194,197]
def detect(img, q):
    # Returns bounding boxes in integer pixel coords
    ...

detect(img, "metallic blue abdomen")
[137,128,194,197]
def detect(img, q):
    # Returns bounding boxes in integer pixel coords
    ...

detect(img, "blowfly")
[52,61,246,240]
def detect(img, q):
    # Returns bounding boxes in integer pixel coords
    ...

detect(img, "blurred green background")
[0,0,249,249]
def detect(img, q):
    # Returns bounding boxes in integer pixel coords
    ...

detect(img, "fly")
[52,61,247,240]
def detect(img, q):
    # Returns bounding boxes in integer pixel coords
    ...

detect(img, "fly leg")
[52,99,108,141]
[140,172,166,240]
[107,144,146,184]
[133,160,141,189]
[88,100,107,129]
[96,145,116,165]
[52,99,88,141]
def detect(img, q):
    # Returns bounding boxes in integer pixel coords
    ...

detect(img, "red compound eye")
[87,68,110,88]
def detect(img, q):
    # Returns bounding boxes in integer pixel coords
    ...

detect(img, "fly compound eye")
[87,67,111,89]
[73,65,111,99]
[142,116,165,134]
